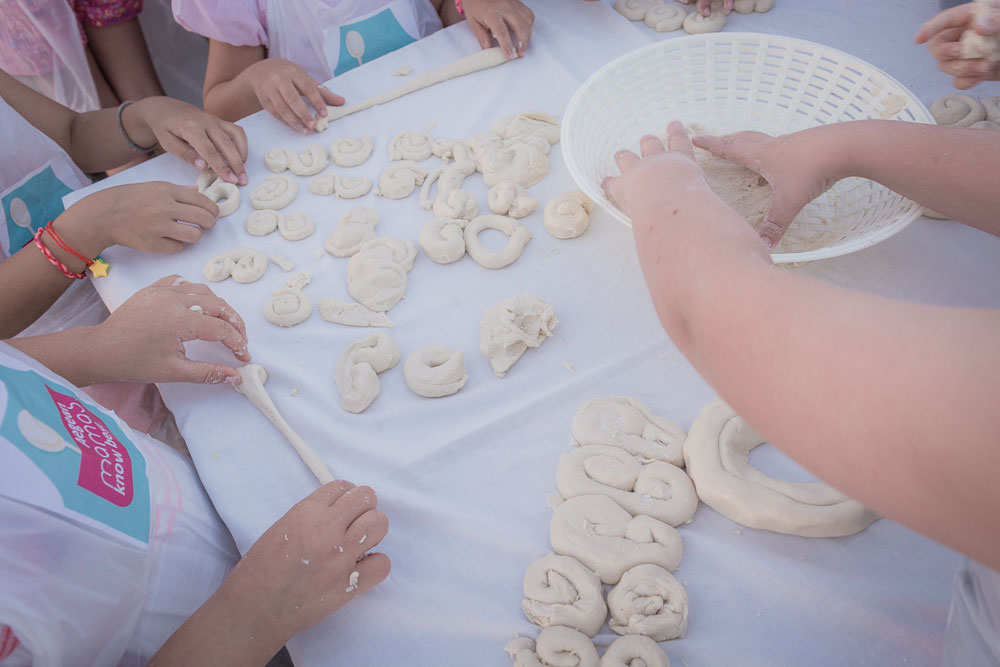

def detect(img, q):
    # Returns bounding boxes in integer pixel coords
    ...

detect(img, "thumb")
[758,189,800,249]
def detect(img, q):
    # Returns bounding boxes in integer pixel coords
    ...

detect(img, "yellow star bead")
[89,257,110,278]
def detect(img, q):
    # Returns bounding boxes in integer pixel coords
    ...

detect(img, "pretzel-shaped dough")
[197,171,240,217]
[347,237,417,312]
[464,214,532,269]
[572,396,686,467]
[492,111,561,145]
[325,206,379,257]
[488,180,539,218]
[245,210,280,236]
[544,191,594,239]
[202,248,268,283]
[644,4,686,31]
[930,94,986,127]
[607,563,688,641]
[683,8,726,33]
[521,554,607,637]
[505,627,599,667]
[318,299,393,328]
[613,0,660,21]
[403,344,468,398]
[600,636,671,667]
[550,494,682,585]
[335,332,400,413]
[388,129,434,161]
[480,294,557,377]
[377,161,428,199]
[329,136,374,167]
[264,144,328,176]
[433,189,478,220]
[277,211,315,241]
[419,217,467,264]
[264,287,312,327]
[480,140,550,188]
[250,174,298,210]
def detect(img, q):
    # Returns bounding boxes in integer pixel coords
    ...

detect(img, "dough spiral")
[264,288,312,327]
[572,396,686,467]
[607,563,688,641]
[600,636,671,667]
[521,554,607,637]
[202,248,267,283]
[683,8,726,33]
[264,144,328,176]
[488,180,539,218]
[543,191,594,239]
[505,627,599,667]
[197,171,240,217]
[277,211,315,241]
[419,144,476,210]
[644,4,686,31]
[334,332,400,413]
[613,0,660,21]
[464,214,532,269]
[433,189,478,220]
[388,129,434,161]
[309,173,372,199]
[329,135,374,167]
[403,344,468,398]
[244,210,280,236]
[347,237,417,312]
[377,161,428,199]
[250,174,298,210]
[325,206,379,257]
[419,217,468,264]
[930,94,986,127]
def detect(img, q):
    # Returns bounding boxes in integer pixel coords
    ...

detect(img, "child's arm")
[604,123,1000,572]
[149,481,390,666]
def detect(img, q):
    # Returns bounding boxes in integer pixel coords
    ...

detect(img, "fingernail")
[239,173,248,186]
[225,170,237,183]
[194,158,207,170]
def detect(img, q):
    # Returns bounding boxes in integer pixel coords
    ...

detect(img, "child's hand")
[245,59,345,134]
[461,0,534,59]
[915,1,1000,90]
[696,0,733,16]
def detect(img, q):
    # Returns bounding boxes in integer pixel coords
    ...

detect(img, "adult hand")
[244,58,345,134]
[915,1,1000,90]
[696,0,733,16]
[461,0,534,60]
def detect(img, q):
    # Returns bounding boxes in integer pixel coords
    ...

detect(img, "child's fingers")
[158,132,208,172]
[207,127,245,184]
[298,77,328,120]
[180,294,248,342]
[173,187,221,218]
[163,219,204,245]
[488,17,517,60]
[345,509,388,552]
[639,134,665,157]
[174,358,241,385]
[310,480,356,507]
[330,485,378,533]
[665,120,694,159]
[975,0,1000,34]
[172,202,219,230]
[318,85,345,108]
[692,131,765,165]
[185,130,234,183]
[348,552,391,597]
[182,311,250,364]
[281,81,319,132]
[469,19,494,51]
[508,9,534,58]
[263,91,308,134]
[916,5,972,43]
[614,149,639,171]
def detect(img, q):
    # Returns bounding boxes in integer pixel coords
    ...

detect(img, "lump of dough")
[250,174,298,210]
[403,344,468,397]
[480,140,549,188]
[431,138,462,160]
[197,171,240,217]
[347,237,417,312]
[325,206,379,257]
[245,210,280,236]
[334,332,400,413]
[607,563,688,641]
[930,94,987,127]
[330,136,374,167]
[264,287,312,327]
[687,125,772,230]
[488,180,539,218]
[479,294,556,377]
[377,161,428,199]
[572,396,686,467]
[600,636,671,667]
[465,131,503,170]
[284,271,311,290]
[505,627,599,667]
[683,7,726,33]
[464,214,532,269]
[645,4,687,31]
[270,254,294,272]
[388,129,434,161]
[543,190,593,239]
[521,554,607,637]
[419,217,467,264]
[203,248,268,283]
[433,189,478,220]
[961,0,1000,62]
[491,111,561,145]
[317,299,393,328]
[613,0,660,21]
[264,144,328,176]
[278,211,315,241]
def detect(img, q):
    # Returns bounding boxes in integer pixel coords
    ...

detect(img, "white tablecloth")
[65,1,1000,664]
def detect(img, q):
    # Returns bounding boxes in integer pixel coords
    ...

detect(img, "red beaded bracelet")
[31,227,86,280]
[455,0,465,16]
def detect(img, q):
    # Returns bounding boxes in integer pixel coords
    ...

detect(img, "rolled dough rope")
[325,206,380,257]
[245,210,280,236]
[264,287,312,327]
[504,627,599,667]
[419,144,476,210]
[488,180,539,218]
[317,299,393,328]
[479,294,557,377]
[403,344,468,398]
[930,94,987,127]
[600,636,671,667]
[572,397,686,467]
[613,0,660,21]
[464,214,532,269]
[683,8,727,33]
[377,161,428,199]
[270,254,294,272]
[433,189,478,220]
[961,0,1000,62]
[521,554,607,637]
[419,217,468,264]
[234,364,335,484]
[549,494,683,584]
[683,399,879,537]
[203,248,268,283]
[607,563,688,641]
[388,129,434,161]
[197,171,240,217]
[347,237,417,312]
[555,445,698,526]
[543,190,594,240]
[491,111,561,145]
[480,140,550,188]
[984,96,1000,122]
[334,332,400,413]
[330,136,374,167]
[278,211,315,241]
[644,4,687,31]
[264,144,328,176]
[733,0,756,12]
[315,48,508,127]
[250,174,298,210]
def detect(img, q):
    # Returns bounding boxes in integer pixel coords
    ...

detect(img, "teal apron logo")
[335,8,416,77]
[2,166,72,251]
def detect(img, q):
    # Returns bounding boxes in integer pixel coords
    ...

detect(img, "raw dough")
[521,554,607,637]
[613,0,660,21]
[17,410,77,453]
[377,161,428,199]
[600,636,671,667]
[492,111,561,145]
[572,396,686,467]
[985,96,1000,122]
[488,180,539,218]
[334,332,400,413]
[480,140,550,188]
[544,191,594,239]
[961,0,1000,62]
[325,206,380,257]
[419,144,476,209]
[464,214,532,269]
[403,344,468,398]
[505,627,599,667]
[278,211,315,241]
[284,271,311,289]
[555,445,698,526]
[688,125,772,230]
[270,254,295,272]
[971,119,1000,130]
[433,189,478,220]
[197,171,240,217]
[480,294,556,377]
[347,237,417,311]
[930,94,987,127]
[330,136,374,167]
[203,248,268,283]
[549,494,683,584]
[234,364,335,483]
[683,8,726,33]
[388,129,434,161]
[264,287,312,327]
[250,174,298,210]
[644,4,687,31]
[607,563,688,641]
[317,299,393,328]
[264,144,328,176]
[309,173,373,199]
[245,210,280,236]
[419,217,467,264]
[431,138,462,160]
[465,131,502,170]
[392,65,412,76]
[683,399,880,537]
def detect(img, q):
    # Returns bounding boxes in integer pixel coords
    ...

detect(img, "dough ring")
[318,299,393,328]
[683,8,727,33]
[264,287,312,327]
[197,171,240,217]
[244,210,280,236]
[388,129,434,161]
[572,396,686,467]
[433,189,478,220]
[600,636,671,667]
[480,141,550,188]
[334,332,400,413]
[613,0,660,21]
[403,344,468,398]
[479,294,557,377]
[556,445,698,527]
[464,214,532,269]
[250,174,298,210]
[683,399,880,537]
[607,563,688,641]
[521,554,607,637]
[325,206,379,257]
[488,180,539,218]
[419,217,467,264]
[202,248,267,283]
[264,144,328,176]
[930,94,987,127]
[329,136,374,167]
[544,190,594,239]
[549,494,682,584]
[491,111,561,145]
[278,211,315,241]
[504,627,599,667]
[645,4,687,31]
[347,237,417,312]
[377,161,428,199]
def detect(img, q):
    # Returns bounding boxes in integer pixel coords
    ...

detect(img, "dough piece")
[488,180,539,218]
[644,4,687,31]
[433,189,478,220]
[464,214,532,269]
[18,410,77,453]
[961,0,1000,62]
[245,210,280,236]
[392,65,412,77]
[278,211,315,241]
[613,0,660,21]
[754,0,775,10]
[419,217,467,264]
[316,48,508,126]
[431,138,462,160]
[403,344,468,397]
[505,627,599,667]
[334,332,400,413]
[684,399,879,537]
[388,129,434,161]
[203,248,268,283]
[330,136,374,167]
[264,287,312,327]
[492,111,561,145]
[264,144,328,176]
[465,131,503,170]
[970,119,1000,130]
[688,125,772,230]
[335,175,372,199]
[544,191,594,240]
[347,237,417,311]
[250,174,298,210]
[377,161,428,199]
[572,396,686,467]
[325,206,380,257]
[600,636,671,667]
[733,0,756,12]
[197,171,240,217]
[479,294,557,377]
[549,494,683,584]
[317,299,393,328]
[556,445,698,527]
[480,140,550,188]
[235,365,334,483]
[308,173,339,196]
[419,144,476,209]
[930,94,987,127]
[984,96,1000,122]
[521,554,607,637]
[284,271,311,289]
[607,564,688,641]
[683,8,726,33]
[270,254,294,272]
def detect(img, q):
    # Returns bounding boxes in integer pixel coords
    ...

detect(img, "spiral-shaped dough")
[464,214,532,269]
[683,8,726,33]
[347,237,417,312]
[202,248,268,283]
[488,180,539,218]
[572,396,686,467]
[377,161,428,199]
[403,344,468,397]
[317,299,393,328]
[308,173,338,196]
[505,627,599,667]
[544,191,594,240]
[607,564,688,641]
[388,129,434,161]
[491,111,561,145]
[480,294,557,377]
[275,211,314,241]
[600,636,671,667]
[644,4,686,31]
[244,210,280,236]
[264,288,312,327]
[325,206,379,257]
[419,217,467,264]
[250,174,298,210]
[521,554,607,637]
[329,135,374,167]
[433,189,478,220]
[613,0,660,21]
[550,494,683,584]
[264,144,328,176]
[335,175,372,199]
[930,94,987,127]
[334,332,400,413]
[197,171,240,217]
[480,141,550,188]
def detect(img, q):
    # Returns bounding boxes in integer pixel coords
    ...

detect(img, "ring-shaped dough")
[607,563,688,641]
[264,288,312,327]
[930,94,986,127]
[645,4,686,31]
[683,400,879,537]
[388,129,433,161]
[544,191,594,239]
[278,211,315,241]
[377,161,428,199]
[492,111,561,145]
[197,171,240,217]
[325,206,379,257]
[264,144,328,176]
[613,0,660,21]
[202,248,268,283]
[683,8,726,33]
[244,210,280,236]
[572,396,686,467]
[250,174,298,210]
[334,332,400,413]
[433,189,478,220]
[330,136,374,167]
[403,344,468,398]
[521,554,607,637]
[505,627,599,667]
[419,217,467,264]
[479,294,557,377]
[600,636,671,667]
[464,214,532,269]
[488,180,539,218]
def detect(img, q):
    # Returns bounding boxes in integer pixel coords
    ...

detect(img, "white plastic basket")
[562,33,933,264]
